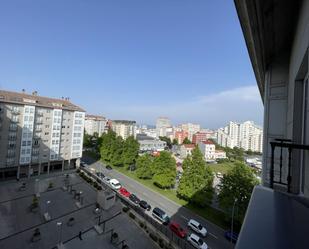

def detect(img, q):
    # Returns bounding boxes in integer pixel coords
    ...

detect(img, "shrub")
[139,221,144,228]
[122,206,130,213]
[159,240,165,248]
[128,212,135,220]
[76,168,80,173]
[97,186,102,190]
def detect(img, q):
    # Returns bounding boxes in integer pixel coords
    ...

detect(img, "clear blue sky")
[0,0,263,128]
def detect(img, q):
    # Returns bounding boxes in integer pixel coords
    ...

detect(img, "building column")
[28,162,32,178]
[47,161,50,174]
[17,165,20,180]
[38,161,41,176]
[62,160,64,172]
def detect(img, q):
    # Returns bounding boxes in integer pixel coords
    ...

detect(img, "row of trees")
[100,130,140,168]
[136,152,176,188]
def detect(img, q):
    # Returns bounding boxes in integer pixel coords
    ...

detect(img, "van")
[152,207,170,225]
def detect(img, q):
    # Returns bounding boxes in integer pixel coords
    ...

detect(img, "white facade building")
[112,120,136,140]
[85,114,107,137]
[156,117,171,137]
[198,140,216,160]
[181,123,201,141]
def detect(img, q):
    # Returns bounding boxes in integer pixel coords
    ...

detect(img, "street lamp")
[46,200,51,218]
[57,222,63,245]
[231,198,238,246]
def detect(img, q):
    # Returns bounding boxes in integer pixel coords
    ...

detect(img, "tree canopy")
[159,136,172,149]
[182,137,192,144]
[177,147,214,206]
[136,154,153,179]
[218,162,259,223]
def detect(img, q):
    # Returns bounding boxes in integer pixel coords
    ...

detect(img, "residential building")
[0,90,85,179]
[216,121,263,153]
[174,130,189,144]
[111,120,136,140]
[214,150,227,160]
[136,134,166,152]
[198,140,216,161]
[84,114,107,136]
[181,123,201,141]
[192,131,208,144]
[156,117,171,137]
[179,144,195,159]
[234,1,309,248]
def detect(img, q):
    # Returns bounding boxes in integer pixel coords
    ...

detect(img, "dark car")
[129,194,140,205]
[224,231,238,243]
[139,200,151,211]
[106,165,112,170]
[96,172,105,179]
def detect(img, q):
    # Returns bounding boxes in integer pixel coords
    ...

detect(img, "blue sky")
[0,0,263,128]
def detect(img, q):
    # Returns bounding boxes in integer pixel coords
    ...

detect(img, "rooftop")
[0,90,84,112]
[85,114,106,121]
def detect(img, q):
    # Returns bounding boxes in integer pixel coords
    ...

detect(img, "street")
[83,157,234,249]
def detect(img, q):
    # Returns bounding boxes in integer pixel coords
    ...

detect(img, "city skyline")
[0,1,263,128]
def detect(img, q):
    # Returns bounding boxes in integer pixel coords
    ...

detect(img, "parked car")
[152,207,170,225]
[103,177,110,184]
[119,187,131,197]
[139,200,151,211]
[224,230,238,243]
[169,222,187,238]
[187,233,208,249]
[106,165,112,170]
[96,172,105,179]
[129,194,140,205]
[109,179,121,190]
[187,219,207,237]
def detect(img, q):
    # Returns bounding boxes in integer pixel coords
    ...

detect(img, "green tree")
[172,138,178,145]
[122,136,140,168]
[136,154,153,179]
[218,162,259,223]
[159,136,172,149]
[152,151,176,188]
[182,137,191,144]
[177,147,214,206]
[100,130,117,163]
[110,136,124,166]
[83,131,92,148]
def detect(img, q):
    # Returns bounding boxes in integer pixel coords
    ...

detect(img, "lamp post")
[231,198,238,246]
[57,222,63,245]
[46,200,51,217]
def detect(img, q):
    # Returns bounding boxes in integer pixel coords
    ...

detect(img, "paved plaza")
[0,171,156,249]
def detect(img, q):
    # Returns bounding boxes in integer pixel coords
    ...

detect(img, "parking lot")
[0,171,156,249]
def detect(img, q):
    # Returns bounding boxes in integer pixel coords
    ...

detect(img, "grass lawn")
[113,164,229,229]
[208,162,235,174]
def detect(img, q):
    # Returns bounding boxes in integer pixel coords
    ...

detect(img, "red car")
[169,222,187,238]
[119,187,131,197]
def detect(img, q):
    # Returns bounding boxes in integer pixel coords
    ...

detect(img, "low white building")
[137,134,166,152]
[179,144,195,159]
[214,150,227,160]
[198,140,216,161]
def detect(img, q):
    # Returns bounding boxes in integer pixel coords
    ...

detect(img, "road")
[82,157,234,249]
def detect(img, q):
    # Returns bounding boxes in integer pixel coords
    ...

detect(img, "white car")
[109,179,121,190]
[187,219,207,237]
[187,233,208,249]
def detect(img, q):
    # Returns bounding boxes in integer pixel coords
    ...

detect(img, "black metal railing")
[270,139,309,193]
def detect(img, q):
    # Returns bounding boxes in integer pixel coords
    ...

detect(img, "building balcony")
[36,112,43,117]
[11,110,20,115]
[9,126,17,132]
[7,143,16,149]
[8,136,17,141]
[6,153,15,158]
[32,143,40,148]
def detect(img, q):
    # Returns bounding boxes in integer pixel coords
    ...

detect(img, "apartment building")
[156,117,171,137]
[198,140,216,161]
[111,120,136,140]
[0,90,85,179]
[192,131,208,144]
[234,1,309,248]
[174,130,189,144]
[181,123,201,141]
[85,114,107,136]
[216,121,263,152]
[136,134,166,152]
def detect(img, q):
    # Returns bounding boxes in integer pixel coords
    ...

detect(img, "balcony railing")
[9,126,17,132]
[8,136,17,141]
[270,139,309,193]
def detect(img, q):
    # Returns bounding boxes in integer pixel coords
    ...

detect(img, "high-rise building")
[192,132,208,144]
[156,117,171,137]
[174,130,189,144]
[0,90,85,179]
[85,114,107,136]
[216,121,263,152]
[111,120,136,140]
